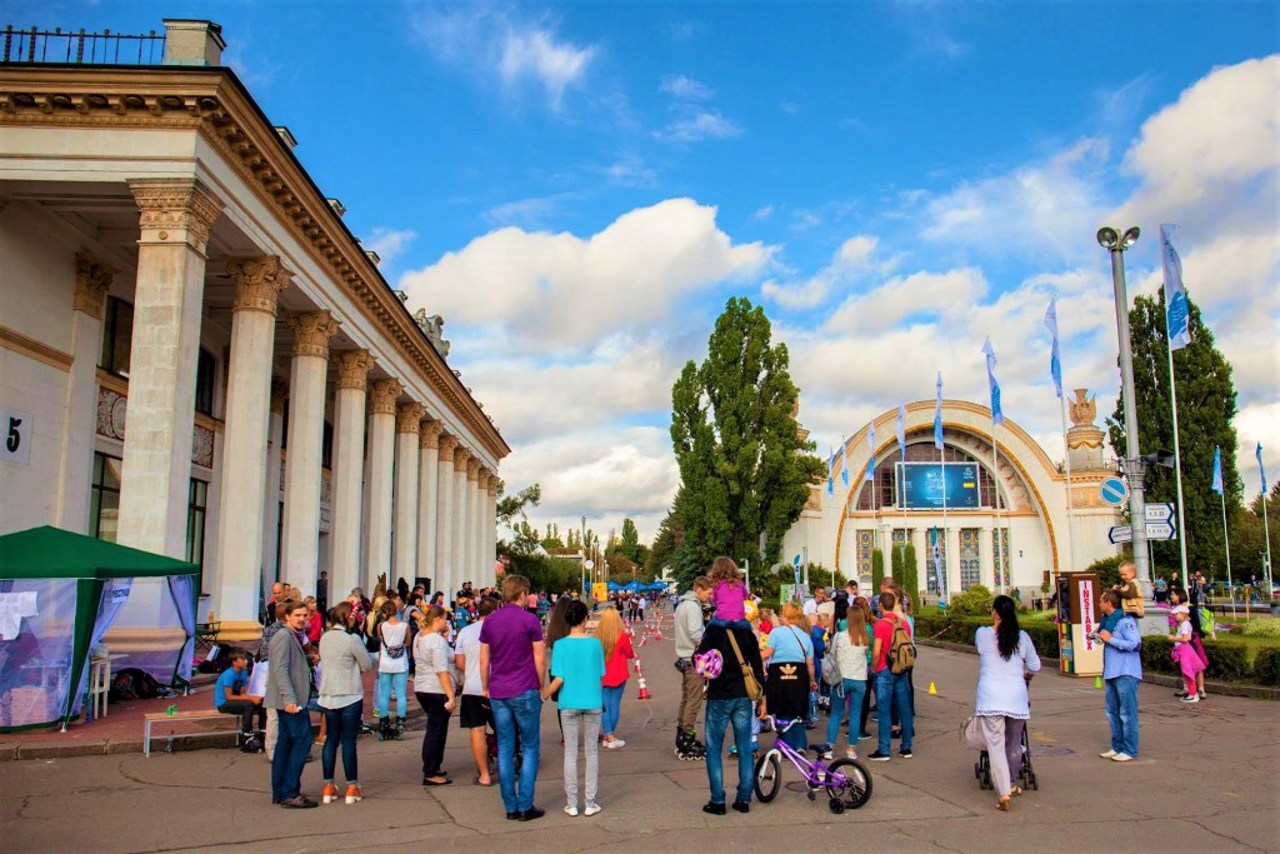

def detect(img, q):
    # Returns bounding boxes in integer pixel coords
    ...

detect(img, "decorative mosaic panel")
[959,528,981,591]
[992,528,1011,589]
[857,529,874,578]
[98,385,215,467]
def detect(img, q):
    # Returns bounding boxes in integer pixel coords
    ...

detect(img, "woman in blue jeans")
[824,604,870,759]
[596,608,634,749]
[317,602,373,804]
[696,621,766,814]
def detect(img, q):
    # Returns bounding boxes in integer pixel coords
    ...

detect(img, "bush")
[901,543,920,605]
[871,549,885,595]
[1242,619,1280,638]
[1140,635,1177,675]
[1251,647,1280,687]
[1204,641,1252,683]
[1084,555,1125,589]
[948,585,995,617]
[506,553,585,593]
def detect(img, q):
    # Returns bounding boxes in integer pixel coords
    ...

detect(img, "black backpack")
[109,667,163,702]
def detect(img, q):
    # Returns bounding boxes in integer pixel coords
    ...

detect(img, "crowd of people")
[212,556,1205,817]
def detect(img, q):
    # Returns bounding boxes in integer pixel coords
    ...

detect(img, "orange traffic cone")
[635,659,652,700]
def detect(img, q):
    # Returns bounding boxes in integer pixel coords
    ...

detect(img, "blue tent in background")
[623,580,643,592]
[647,581,669,591]
[606,580,623,592]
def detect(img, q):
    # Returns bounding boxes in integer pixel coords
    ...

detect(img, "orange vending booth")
[1057,573,1104,677]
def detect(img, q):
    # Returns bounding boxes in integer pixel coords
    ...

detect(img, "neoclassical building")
[781,395,1121,599]
[0,21,509,640]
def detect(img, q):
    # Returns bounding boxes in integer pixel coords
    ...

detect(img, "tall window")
[194,348,216,416]
[90,452,123,542]
[99,297,133,376]
[187,479,209,593]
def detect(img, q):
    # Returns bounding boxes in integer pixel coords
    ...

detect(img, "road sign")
[1108,521,1177,544]
[1145,502,1175,523]
[1100,477,1128,506]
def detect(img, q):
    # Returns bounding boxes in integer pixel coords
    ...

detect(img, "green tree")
[670,297,823,575]
[901,543,919,605]
[1230,481,1280,584]
[496,482,541,529]
[871,549,886,594]
[647,494,684,578]
[1108,292,1241,579]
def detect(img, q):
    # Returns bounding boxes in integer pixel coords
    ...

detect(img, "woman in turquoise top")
[761,602,816,752]
[543,600,605,817]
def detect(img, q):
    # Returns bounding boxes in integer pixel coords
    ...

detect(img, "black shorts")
[459,695,492,729]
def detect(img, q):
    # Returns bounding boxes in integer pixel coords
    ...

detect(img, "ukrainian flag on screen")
[963,481,975,488]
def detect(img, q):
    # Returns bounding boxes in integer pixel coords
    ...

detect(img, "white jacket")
[830,629,869,682]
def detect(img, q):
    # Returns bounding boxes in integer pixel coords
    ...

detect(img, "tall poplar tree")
[670,297,823,579]
[1107,291,1241,578]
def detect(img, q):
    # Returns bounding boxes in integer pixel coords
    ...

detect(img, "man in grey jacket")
[267,602,317,808]
[674,576,714,760]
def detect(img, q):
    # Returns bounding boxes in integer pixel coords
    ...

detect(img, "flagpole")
[1220,489,1235,618]
[1163,296,1190,591]
[991,422,1003,594]
[941,447,948,602]
[1058,395,1078,578]
[1263,490,1273,600]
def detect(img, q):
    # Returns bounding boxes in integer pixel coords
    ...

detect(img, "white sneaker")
[1099,750,1117,759]
[604,739,626,749]
[584,802,602,817]
[846,748,858,761]
[1180,694,1200,704]
[564,804,579,817]
[1111,752,1134,762]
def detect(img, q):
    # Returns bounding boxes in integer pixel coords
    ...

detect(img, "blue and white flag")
[840,438,850,487]
[1259,442,1269,494]
[981,337,1004,425]
[1044,296,1063,399]
[1161,224,1191,351]
[865,422,877,481]
[933,373,944,450]
[896,404,907,457]
[931,526,945,597]
[1212,446,1224,496]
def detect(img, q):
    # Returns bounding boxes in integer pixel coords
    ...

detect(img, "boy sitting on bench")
[215,649,266,752]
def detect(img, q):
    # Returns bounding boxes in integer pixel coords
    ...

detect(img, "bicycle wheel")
[753,749,782,803]
[825,758,873,810]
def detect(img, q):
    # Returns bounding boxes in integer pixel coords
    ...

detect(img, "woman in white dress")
[973,594,1040,812]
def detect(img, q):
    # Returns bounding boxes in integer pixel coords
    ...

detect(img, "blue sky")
[21,1,1279,541]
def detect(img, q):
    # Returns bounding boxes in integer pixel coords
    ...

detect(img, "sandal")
[473,775,495,787]
[1010,786,1023,798]
[996,795,1011,811]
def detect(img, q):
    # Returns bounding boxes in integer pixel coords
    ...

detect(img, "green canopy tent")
[0,526,199,732]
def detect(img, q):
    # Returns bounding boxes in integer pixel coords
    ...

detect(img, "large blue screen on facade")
[896,462,981,509]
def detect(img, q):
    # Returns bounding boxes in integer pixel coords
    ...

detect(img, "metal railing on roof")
[1,25,166,65]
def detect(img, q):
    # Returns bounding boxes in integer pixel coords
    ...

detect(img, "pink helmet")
[693,648,724,680]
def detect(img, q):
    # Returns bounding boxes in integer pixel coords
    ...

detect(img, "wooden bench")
[143,710,240,758]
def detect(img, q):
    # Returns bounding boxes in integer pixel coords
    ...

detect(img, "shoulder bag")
[725,631,764,702]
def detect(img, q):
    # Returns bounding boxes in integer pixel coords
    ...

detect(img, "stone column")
[393,401,426,588]
[451,447,472,596]
[330,350,373,601]
[261,380,286,595]
[416,420,443,587]
[116,178,222,557]
[211,257,291,634]
[433,434,458,595]
[468,461,484,587]
[280,310,336,597]
[57,252,114,532]
[485,474,500,580]
[364,378,402,592]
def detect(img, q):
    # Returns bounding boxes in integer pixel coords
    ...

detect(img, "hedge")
[913,613,1058,655]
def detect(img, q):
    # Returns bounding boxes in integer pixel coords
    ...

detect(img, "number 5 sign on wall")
[0,406,32,464]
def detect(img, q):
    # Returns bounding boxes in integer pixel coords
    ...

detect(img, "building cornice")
[0,64,510,462]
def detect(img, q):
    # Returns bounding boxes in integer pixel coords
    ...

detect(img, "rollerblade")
[378,716,395,741]
[396,717,407,739]
[675,728,706,761]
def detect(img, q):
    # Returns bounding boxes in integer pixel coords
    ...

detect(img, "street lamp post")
[1097,225,1152,598]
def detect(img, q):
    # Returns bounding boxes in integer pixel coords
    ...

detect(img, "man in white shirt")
[803,587,827,619]
[455,596,497,786]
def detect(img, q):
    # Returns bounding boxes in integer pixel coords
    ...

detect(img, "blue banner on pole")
[1212,446,1224,496]
[1161,224,1192,351]
[933,373,944,450]
[1044,296,1063,399]
[981,337,1004,425]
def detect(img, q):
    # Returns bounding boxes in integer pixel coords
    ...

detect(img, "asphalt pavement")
[2,609,1276,853]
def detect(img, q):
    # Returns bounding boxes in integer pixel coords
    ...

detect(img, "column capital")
[286,310,337,359]
[228,256,292,315]
[396,401,426,434]
[73,251,116,319]
[487,473,501,495]
[420,418,444,449]
[453,446,471,469]
[129,178,223,251]
[334,349,374,390]
[467,459,481,480]
[438,433,459,459]
[369,377,403,415]
[269,378,288,414]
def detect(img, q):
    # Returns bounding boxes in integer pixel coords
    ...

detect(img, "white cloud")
[363,227,417,268]
[482,193,578,228]
[752,204,775,221]
[499,28,595,107]
[654,110,742,143]
[659,74,715,100]
[762,235,895,310]
[411,6,595,108]
[399,198,775,353]
[600,155,657,188]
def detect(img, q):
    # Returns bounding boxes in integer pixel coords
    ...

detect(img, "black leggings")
[417,692,450,777]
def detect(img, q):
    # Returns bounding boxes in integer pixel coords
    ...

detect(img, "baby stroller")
[485,719,522,778]
[975,724,1037,791]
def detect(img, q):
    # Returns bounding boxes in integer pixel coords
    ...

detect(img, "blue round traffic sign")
[1100,477,1128,506]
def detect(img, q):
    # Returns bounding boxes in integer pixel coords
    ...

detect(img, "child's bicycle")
[753,716,873,813]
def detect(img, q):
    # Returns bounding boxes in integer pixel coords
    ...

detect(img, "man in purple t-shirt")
[480,574,546,821]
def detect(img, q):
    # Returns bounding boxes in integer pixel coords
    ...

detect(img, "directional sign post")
[1145,503,1175,523]
[1108,525,1132,545]
[1109,520,1177,544]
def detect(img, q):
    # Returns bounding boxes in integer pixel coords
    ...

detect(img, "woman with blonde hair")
[760,602,815,753]
[413,605,457,786]
[595,607,635,749]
